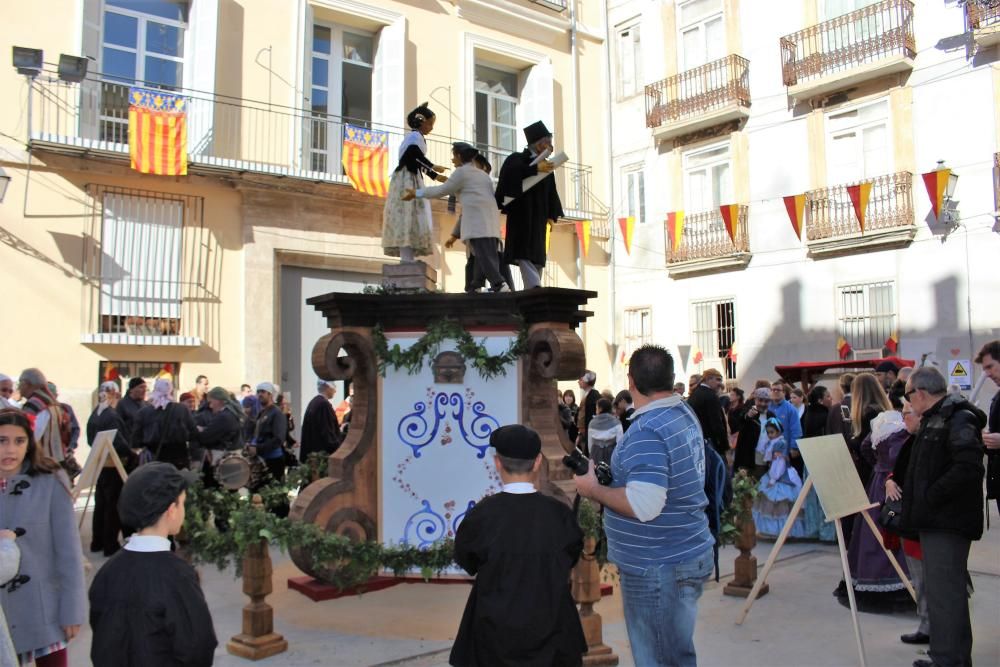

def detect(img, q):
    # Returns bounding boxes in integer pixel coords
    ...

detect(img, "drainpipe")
[601,0,616,379]
[570,0,585,349]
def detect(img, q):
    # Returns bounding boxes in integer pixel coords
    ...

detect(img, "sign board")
[948,359,973,390]
[796,434,875,522]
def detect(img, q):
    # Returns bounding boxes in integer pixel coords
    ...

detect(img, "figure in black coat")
[300,381,342,464]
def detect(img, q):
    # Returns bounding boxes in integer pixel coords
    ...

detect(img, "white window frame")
[622,164,646,224]
[616,20,642,99]
[682,141,732,214]
[825,98,891,184]
[100,1,187,88]
[677,0,725,71]
[820,0,879,20]
[474,61,520,170]
[624,307,653,360]
[835,279,896,355]
[691,297,737,379]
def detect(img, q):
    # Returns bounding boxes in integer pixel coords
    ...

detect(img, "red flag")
[692,346,704,364]
[921,168,951,220]
[885,332,899,353]
[783,194,805,239]
[727,343,738,363]
[103,362,120,382]
[837,336,852,360]
[846,182,873,233]
[719,204,739,245]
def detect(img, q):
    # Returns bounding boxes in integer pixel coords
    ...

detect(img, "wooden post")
[572,536,619,666]
[723,499,769,599]
[227,496,289,660]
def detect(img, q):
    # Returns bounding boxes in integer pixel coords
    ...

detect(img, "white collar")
[502,482,536,494]
[124,535,171,553]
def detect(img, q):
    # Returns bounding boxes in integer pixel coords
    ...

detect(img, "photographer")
[574,345,713,667]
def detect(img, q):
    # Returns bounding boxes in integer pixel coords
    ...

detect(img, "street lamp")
[12,46,43,77]
[57,54,89,83]
[937,159,960,226]
[0,166,10,203]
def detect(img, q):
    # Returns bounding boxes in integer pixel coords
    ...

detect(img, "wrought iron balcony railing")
[805,171,913,241]
[968,0,1000,29]
[664,205,749,264]
[645,55,750,129]
[780,0,915,87]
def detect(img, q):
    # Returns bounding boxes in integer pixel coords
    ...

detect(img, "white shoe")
[498,284,511,293]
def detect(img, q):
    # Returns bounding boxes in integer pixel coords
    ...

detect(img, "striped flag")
[727,343,738,363]
[885,332,899,354]
[666,211,685,250]
[128,87,187,176]
[783,194,805,239]
[342,124,389,197]
[618,216,635,255]
[575,220,591,257]
[837,336,852,360]
[846,182,873,233]
[921,168,951,220]
[719,204,739,245]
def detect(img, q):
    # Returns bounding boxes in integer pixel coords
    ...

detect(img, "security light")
[57,54,89,83]
[12,46,43,77]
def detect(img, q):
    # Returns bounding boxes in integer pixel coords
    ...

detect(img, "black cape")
[687,384,729,459]
[300,393,342,463]
[495,149,564,267]
[89,549,217,666]
[449,491,586,667]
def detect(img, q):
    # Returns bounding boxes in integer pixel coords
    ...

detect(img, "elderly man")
[17,368,70,464]
[687,368,728,459]
[118,376,148,435]
[576,370,601,454]
[0,373,17,409]
[901,366,985,667]
[975,340,1000,516]
[300,380,342,464]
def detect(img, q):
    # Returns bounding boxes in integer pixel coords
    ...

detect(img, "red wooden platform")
[288,575,613,602]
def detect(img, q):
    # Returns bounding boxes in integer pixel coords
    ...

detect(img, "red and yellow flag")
[102,362,120,382]
[545,223,552,253]
[837,336,853,360]
[342,124,389,197]
[575,220,591,257]
[128,87,187,176]
[727,343,738,363]
[692,346,704,365]
[885,332,899,354]
[666,211,685,250]
[921,168,951,220]
[719,204,740,245]
[783,194,805,240]
[618,216,635,255]
[846,182,873,233]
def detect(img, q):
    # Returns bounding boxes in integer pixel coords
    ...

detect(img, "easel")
[72,429,129,530]
[735,434,916,667]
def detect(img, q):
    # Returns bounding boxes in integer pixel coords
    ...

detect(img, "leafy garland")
[371,317,528,380]
[719,469,760,546]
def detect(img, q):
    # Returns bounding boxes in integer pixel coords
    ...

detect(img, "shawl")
[150,378,174,410]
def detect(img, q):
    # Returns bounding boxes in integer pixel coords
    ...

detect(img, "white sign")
[948,359,973,390]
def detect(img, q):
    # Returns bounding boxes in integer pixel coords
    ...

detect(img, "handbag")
[878,497,903,534]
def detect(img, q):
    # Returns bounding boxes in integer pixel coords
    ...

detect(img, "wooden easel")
[72,429,129,529]
[735,435,916,667]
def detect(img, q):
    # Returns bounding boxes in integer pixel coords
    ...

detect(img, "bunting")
[727,343,738,364]
[618,216,635,255]
[692,346,704,365]
[575,220,591,257]
[783,194,806,240]
[342,124,389,197]
[128,87,187,176]
[921,168,951,220]
[545,224,551,253]
[666,211,685,250]
[103,362,120,382]
[845,182,873,233]
[719,204,739,245]
[885,332,899,354]
[837,336,853,360]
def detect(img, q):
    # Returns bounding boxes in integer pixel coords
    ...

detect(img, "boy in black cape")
[449,425,586,667]
[89,462,217,666]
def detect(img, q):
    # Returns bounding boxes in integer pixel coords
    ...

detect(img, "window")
[616,22,642,98]
[100,0,188,142]
[692,298,737,379]
[837,280,896,353]
[678,0,724,71]
[684,143,731,213]
[826,99,889,184]
[624,308,652,360]
[308,24,374,174]
[821,0,878,20]
[475,64,519,172]
[623,166,646,224]
[98,361,180,390]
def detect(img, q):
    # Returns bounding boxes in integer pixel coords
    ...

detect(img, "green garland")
[372,317,528,380]
[719,469,760,546]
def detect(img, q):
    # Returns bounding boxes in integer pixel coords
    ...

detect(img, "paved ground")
[67,500,1000,667]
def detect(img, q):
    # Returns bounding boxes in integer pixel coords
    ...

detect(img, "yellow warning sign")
[951,362,968,377]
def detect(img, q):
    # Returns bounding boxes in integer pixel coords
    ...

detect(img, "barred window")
[837,280,896,354]
[624,307,652,360]
[691,298,736,379]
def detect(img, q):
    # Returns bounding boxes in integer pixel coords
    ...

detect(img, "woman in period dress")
[800,384,837,542]
[753,418,808,539]
[382,103,448,262]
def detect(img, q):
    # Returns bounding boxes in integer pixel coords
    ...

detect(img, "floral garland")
[372,317,528,380]
[719,469,760,545]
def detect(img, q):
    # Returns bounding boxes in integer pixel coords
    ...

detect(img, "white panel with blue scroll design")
[380,332,520,556]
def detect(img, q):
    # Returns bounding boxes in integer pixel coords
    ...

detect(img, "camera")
[562,449,612,486]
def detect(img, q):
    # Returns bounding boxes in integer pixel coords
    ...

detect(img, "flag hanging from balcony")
[783,194,805,240]
[885,332,899,354]
[846,182,873,233]
[342,124,389,197]
[618,216,635,255]
[837,336,852,360]
[921,168,951,220]
[128,87,187,176]
[666,211,685,250]
[575,220,591,257]
[727,343,738,364]
[719,204,739,245]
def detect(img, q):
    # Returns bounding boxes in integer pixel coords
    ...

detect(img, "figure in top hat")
[494,121,564,289]
[382,102,449,263]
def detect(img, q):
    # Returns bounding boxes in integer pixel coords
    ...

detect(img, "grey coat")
[0,468,87,655]
[0,538,19,666]
[419,164,502,241]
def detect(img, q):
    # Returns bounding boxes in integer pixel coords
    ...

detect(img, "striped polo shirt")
[604,394,713,574]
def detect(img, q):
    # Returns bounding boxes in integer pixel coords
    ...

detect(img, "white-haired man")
[300,380,342,463]
[17,368,70,464]
[0,374,18,409]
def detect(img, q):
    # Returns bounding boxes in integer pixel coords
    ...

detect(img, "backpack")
[703,441,731,582]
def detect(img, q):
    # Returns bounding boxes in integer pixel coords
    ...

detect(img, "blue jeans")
[619,548,714,667]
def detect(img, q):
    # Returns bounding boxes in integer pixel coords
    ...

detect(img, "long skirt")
[382,169,433,257]
[753,469,809,539]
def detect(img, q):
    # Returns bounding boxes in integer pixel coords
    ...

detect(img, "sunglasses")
[904,388,917,399]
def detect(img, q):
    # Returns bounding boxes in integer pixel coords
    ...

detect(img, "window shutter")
[373,17,406,160]
[186,0,219,156]
[639,4,664,83]
[79,0,102,140]
[516,58,554,145]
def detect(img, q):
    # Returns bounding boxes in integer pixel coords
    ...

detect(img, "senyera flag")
[342,124,389,197]
[128,87,187,176]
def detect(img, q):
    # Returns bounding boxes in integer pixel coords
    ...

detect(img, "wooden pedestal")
[573,537,619,666]
[226,539,289,660]
[382,261,437,291]
[723,516,769,599]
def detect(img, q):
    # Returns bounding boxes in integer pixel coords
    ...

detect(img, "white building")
[606,0,1000,391]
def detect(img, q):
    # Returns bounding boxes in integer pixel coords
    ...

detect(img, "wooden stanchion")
[572,537,618,666]
[723,495,769,599]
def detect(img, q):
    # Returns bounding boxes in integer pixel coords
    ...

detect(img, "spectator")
[301,380,342,463]
[801,385,832,439]
[118,377,148,435]
[673,381,686,398]
[826,373,855,439]
[179,392,197,412]
[789,387,806,420]
[131,379,197,470]
[688,368,728,459]
[848,374,892,489]
[875,360,898,392]
[249,383,288,496]
[614,390,635,432]
[240,383,253,399]
[86,381,133,557]
[48,381,82,479]
[561,389,578,442]
[899,366,985,667]
[191,374,209,410]
[688,374,702,397]
[0,374,17,409]
[196,386,244,485]
[769,380,803,467]
[726,387,745,437]
[732,388,773,476]
[975,340,1000,515]
[17,369,73,472]
[588,397,623,468]
[576,371,600,455]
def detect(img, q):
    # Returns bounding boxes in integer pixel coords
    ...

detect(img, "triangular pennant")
[574,220,591,257]
[618,216,635,255]
[546,223,552,253]
[846,182,873,233]
[836,336,852,360]
[692,346,703,365]
[666,211,685,250]
[885,332,899,354]
[783,194,806,240]
[719,204,739,245]
[727,343,738,363]
[921,168,951,220]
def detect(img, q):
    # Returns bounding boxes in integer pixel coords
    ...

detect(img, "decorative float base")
[226,632,289,661]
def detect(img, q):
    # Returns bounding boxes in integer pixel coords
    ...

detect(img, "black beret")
[128,376,147,390]
[118,462,198,530]
[489,424,541,460]
[875,361,899,373]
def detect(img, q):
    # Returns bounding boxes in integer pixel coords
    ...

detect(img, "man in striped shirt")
[574,345,714,667]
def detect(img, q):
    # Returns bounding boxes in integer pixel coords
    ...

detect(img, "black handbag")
[878,497,903,533]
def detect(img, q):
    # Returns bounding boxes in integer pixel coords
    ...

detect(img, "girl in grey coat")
[0,531,19,666]
[0,408,86,665]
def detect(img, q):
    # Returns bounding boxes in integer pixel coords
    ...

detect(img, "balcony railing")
[27,74,606,231]
[805,171,913,241]
[645,55,750,129]
[968,0,1000,29]
[664,205,749,264]
[780,0,915,87]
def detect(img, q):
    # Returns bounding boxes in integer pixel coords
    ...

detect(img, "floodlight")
[57,54,89,83]
[12,46,43,77]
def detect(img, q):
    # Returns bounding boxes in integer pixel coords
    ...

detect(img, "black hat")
[523,121,552,145]
[875,361,899,373]
[489,424,541,460]
[128,376,147,391]
[118,462,198,530]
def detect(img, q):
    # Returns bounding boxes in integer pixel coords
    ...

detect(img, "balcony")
[780,0,915,103]
[805,171,915,258]
[664,205,751,278]
[645,55,750,145]
[968,1,1000,49]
